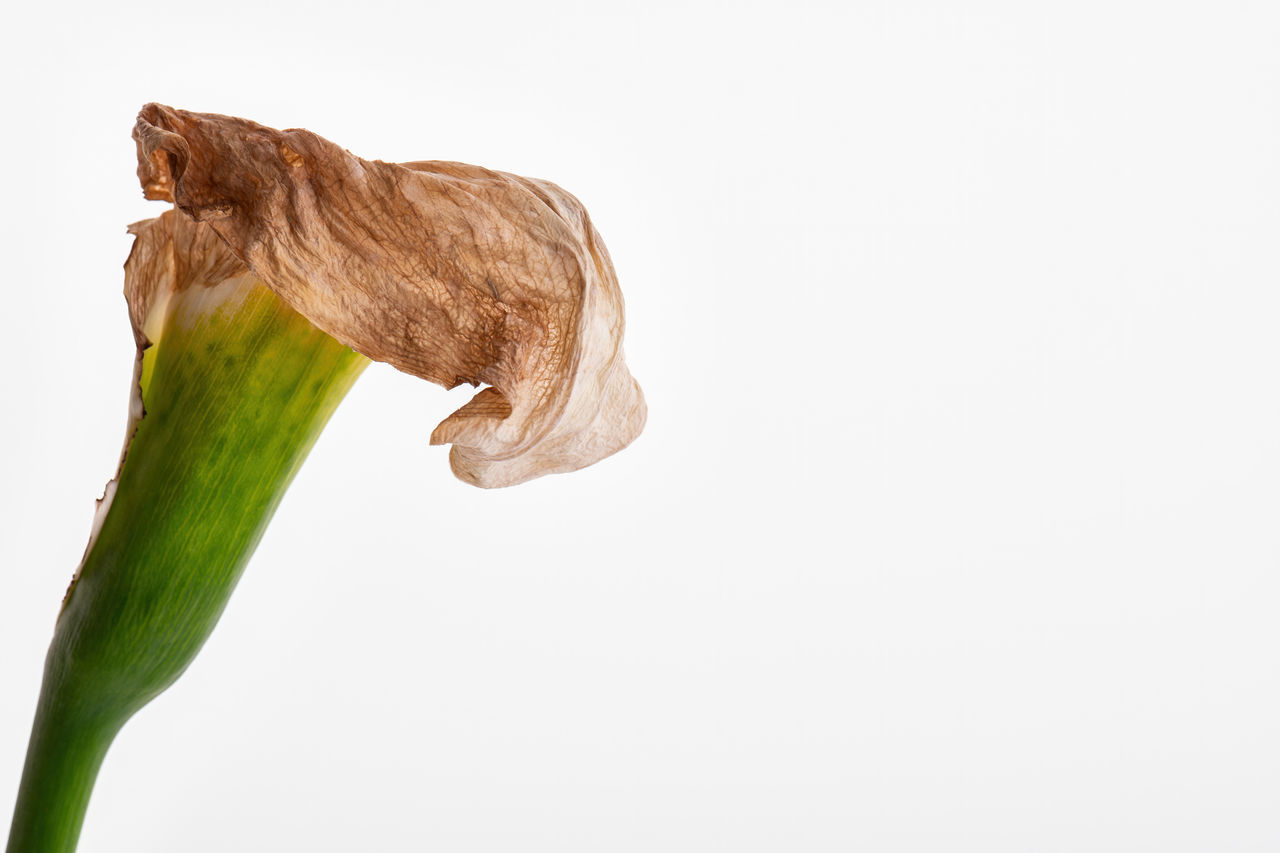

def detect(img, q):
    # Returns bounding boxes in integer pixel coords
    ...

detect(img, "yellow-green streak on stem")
[7,279,368,853]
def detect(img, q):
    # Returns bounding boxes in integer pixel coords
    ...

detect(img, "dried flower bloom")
[133,103,645,487]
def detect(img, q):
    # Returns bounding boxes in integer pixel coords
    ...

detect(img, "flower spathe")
[133,103,646,488]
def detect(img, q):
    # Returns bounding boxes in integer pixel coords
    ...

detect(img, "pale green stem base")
[7,279,368,852]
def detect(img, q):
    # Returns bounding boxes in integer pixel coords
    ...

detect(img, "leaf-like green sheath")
[7,278,368,853]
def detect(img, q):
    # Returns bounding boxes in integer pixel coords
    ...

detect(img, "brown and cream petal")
[132,104,645,488]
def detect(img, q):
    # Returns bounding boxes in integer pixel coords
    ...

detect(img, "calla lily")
[6,105,644,852]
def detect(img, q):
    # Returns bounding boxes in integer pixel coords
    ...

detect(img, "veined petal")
[133,104,645,488]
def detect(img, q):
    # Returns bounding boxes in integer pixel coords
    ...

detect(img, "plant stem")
[5,696,119,853]
[7,279,368,852]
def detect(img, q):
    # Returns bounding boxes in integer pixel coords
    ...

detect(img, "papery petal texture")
[133,104,645,488]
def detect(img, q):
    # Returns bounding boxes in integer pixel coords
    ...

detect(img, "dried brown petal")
[132,103,646,488]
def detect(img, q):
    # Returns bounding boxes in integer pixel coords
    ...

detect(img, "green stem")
[7,280,368,852]
[6,697,119,853]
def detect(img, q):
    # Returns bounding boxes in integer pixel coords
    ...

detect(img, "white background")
[3,1,1280,850]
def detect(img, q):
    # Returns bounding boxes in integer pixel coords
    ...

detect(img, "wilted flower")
[6,105,644,853]
[134,103,645,487]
